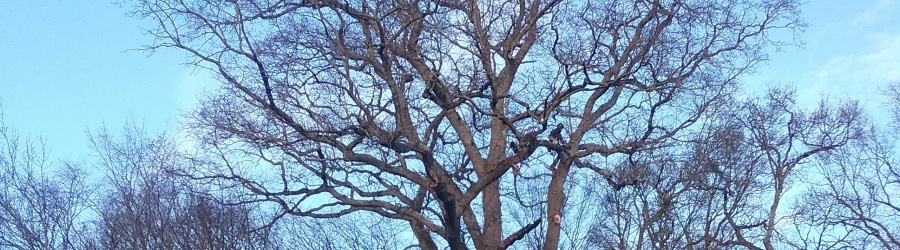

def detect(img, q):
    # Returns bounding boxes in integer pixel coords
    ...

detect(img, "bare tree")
[269,212,412,249]
[0,113,93,250]
[582,86,863,250]
[129,0,803,249]
[708,87,862,249]
[787,84,900,250]
[87,124,273,250]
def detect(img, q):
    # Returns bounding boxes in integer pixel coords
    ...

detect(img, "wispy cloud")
[174,68,216,114]
[173,68,217,152]
[851,0,897,26]
[800,32,900,112]
[787,0,900,116]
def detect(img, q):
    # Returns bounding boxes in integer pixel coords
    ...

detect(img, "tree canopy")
[7,1,899,250]
[126,0,822,249]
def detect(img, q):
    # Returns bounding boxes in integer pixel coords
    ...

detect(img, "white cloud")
[174,68,217,114]
[173,68,217,152]
[851,0,897,26]
[798,32,900,113]
[766,1,900,114]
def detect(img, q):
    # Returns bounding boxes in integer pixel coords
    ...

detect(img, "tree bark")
[543,156,571,250]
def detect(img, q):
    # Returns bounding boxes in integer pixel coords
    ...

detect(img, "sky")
[745,0,900,110]
[0,1,216,160]
[1,0,899,162]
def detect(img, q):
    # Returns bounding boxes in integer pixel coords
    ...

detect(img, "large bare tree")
[130,0,803,248]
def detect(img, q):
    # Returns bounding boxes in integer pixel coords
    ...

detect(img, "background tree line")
[1,0,898,249]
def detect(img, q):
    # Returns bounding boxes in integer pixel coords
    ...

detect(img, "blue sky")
[1,0,899,161]
[745,0,900,108]
[0,1,215,160]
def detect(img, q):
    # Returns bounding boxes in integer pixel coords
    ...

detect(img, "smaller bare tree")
[88,124,273,250]
[0,112,93,250]
[585,86,864,250]
[789,83,900,250]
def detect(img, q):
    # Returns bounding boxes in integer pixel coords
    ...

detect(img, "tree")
[0,113,93,250]
[578,86,863,249]
[271,213,412,249]
[129,0,804,249]
[788,84,900,249]
[87,125,273,250]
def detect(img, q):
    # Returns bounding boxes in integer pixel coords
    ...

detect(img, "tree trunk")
[543,157,571,250]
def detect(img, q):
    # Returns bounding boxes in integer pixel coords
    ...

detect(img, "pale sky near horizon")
[1,0,899,162]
